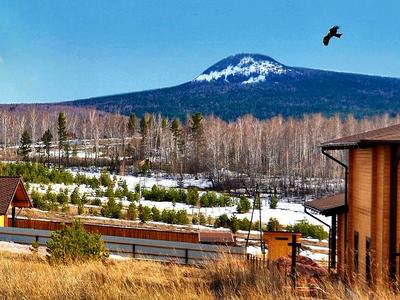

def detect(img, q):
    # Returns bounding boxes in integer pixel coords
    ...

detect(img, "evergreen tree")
[57,112,67,168]
[267,217,281,231]
[176,209,189,225]
[127,112,137,136]
[139,116,148,159]
[190,112,204,176]
[18,130,32,161]
[127,202,138,220]
[41,129,53,164]
[139,205,152,223]
[101,197,122,219]
[151,206,161,222]
[237,195,251,213]
[229,215,240,233]
[70,187,80,205]
[269,195,279,209]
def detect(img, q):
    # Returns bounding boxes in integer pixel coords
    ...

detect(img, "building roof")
[304,193,346,216]
[199,231,235,244]
[0,176,32,215]
[321,123,400,150]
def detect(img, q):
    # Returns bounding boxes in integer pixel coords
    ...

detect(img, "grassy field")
[0,251,397,300]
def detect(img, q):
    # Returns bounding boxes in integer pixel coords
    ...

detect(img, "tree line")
[1,105,399,187]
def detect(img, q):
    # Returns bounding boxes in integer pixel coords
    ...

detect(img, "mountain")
[61,53,400,120]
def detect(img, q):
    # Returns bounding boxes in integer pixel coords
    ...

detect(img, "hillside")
[59,53,400,120]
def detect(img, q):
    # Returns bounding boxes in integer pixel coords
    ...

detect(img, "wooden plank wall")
[348,148,373,280]
[346,146,391,284]
[8,218,199,243]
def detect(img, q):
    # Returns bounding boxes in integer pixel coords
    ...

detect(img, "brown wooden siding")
[344,146,392,284]
[348,148,373,280]
[9,218,199,243]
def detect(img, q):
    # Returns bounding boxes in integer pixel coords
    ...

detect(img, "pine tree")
[57,112,67,168]
[139,116,148,159]
[41,129,53,164]
[170,117,182,173]
[127,112,136,136]
[190,112,204,176]
[139,205,152,223]
[18,130,32,161]
[127,202,138,220]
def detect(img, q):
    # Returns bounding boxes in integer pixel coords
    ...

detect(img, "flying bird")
[323,26,342,46]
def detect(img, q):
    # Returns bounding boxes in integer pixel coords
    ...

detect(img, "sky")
[1,0,400,103]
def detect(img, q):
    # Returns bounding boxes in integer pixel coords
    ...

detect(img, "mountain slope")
[61,53,400,120]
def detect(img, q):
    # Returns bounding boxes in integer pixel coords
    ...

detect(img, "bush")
[46,220,108,264]
[127,202,138,220]
[70,187,80,205]
[214,214,230,228]
[237,196,251,213]
[139,205,152,223]
[228,216,240,233]
[286,219,328,240]
[101,197,122,219]
[199,213,207,225]
[151,206,161,222]
[192,214,199,225]
[90,198,102,206]
[176,210,189,225]
[266,217,282,231]
[269,195,279,209]
[187,188,199,206]
[99,169,112,187]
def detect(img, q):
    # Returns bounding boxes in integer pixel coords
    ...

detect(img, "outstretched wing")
[323,34,331,46]
[329,26,339,35]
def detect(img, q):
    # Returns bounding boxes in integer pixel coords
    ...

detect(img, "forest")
[0,105,398,191]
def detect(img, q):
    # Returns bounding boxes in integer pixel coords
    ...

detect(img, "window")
[354,231,359,274]
[366,237,371,284]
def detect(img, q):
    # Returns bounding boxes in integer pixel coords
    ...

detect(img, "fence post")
[185,249,189,265]
[132,244,136,258]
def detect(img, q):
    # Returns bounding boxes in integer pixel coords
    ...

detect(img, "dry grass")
[0,251,399,300]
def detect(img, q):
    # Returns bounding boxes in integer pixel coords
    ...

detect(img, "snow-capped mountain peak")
[194,53,292,84]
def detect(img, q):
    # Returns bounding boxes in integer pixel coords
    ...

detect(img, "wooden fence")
[0,226,245,265]
[9,217,199,243]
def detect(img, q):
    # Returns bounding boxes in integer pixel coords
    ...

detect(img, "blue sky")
[1,0,400,103]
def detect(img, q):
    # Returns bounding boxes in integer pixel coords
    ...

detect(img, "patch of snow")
[300,250,328,262]
[195,56,290,83]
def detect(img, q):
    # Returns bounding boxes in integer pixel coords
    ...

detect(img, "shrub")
[239,218,251,231]
[70,187,80,205]
[101,197,122,219]
[90,198,102,206]
[269,195,279,209]
[176,210,189,225]
[126,191,140,202]
[46,220,108,264]
[214,214,230,228]
[192,215,199,225]
[151,206,161,222]
[139,205,152,223]
[199,213,207,225]
[266,217,282,231]
[99,169,112,187]
[286,219,328,240]
[187,188,199,206]
[228,215,240,233]
[127,202,138,220]
[237,196,251,213]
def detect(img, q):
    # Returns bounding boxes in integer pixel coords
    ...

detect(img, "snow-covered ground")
[28,169,331,229]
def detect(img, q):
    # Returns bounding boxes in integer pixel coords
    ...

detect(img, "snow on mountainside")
[194,53,295,84]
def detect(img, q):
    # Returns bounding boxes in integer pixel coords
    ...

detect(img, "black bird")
[323,26,342,46]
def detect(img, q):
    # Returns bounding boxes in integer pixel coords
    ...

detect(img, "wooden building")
[305,124,400,284]
[263,231,301,260]
[0,176,32,227]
